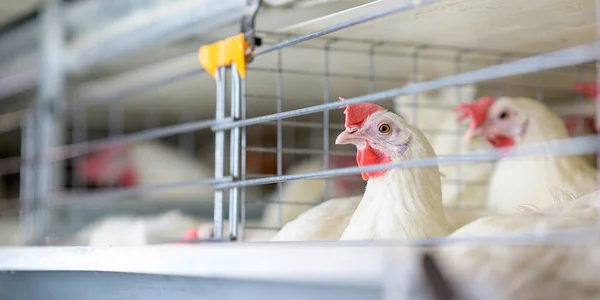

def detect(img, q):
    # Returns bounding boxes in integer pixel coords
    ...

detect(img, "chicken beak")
[335,130,366,145]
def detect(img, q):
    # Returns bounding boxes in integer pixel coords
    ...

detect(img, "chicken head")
[335,97,411,180]
[75,143,138,188]
[454,97,530,148]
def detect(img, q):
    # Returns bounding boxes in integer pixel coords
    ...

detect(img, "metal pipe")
[19,110,35,245]
[239,65,248,240]
[54,118,221,161]
[214,41,600,131]
[322,39,336,202]
[275,48,284,229]
[51,177,222,206]
[31,0,65,245]
[213,67,227,239]
[66,0,247,73]
[228,63,242,240]
[253,0,442,57]
[214,135,600,190]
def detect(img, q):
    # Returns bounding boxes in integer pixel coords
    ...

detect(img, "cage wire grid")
[0,0,598,246]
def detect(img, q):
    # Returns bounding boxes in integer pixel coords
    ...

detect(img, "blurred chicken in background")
[394,82,495,208]
[75,141,216,200]
[74,153,363,245]
[456,96,597,214]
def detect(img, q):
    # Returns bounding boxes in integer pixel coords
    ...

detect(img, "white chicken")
[76,210,208,246]
[184,155,365,241]
[75,141,217,202]
[455,96,597,213]
[426,189,600,299]
[394,83,495,208]
[274,98,450,241]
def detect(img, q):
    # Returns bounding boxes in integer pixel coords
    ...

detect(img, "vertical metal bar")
[240,69,248,241]
[368,42,383,94]
[72,108,87,190]
[322,40,335,201]
[276,48,284,229]
[32,0,65,245]
[20,110,35,244]
[411,46,426,126]
[536,72,544,103]
[454,50,466,206]
[213,66,227,239]
[109,103,124,136]
[178,110,195,155]
[495,54,507,98]
[228,63,242,240]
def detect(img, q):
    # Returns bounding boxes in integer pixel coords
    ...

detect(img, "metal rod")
[214,135,600,190]
[19,110,35,245]
[248,67,405,83]
[245,147,355,156]
[276,48,284,229]
[31,0,65,245]
[229,63,242,240]
[54,118,221,161]
[70,69,203,111]
[368,42,384,94]
[213,66,227,238]
[71,105,87,189]
[411,45,426,126]
[51,178,222,206]
[214,42,600,131]
[240,66,248,240]
[66,0,247,73]
[454,50,466,205]
[253,0,442,57]
[323,40,336,202]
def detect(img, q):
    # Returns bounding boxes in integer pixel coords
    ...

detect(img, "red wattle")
[120,167,138,187]
[487,135,515,148]
[356,144,391,180]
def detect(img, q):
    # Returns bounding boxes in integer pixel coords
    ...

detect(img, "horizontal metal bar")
[262,120,345,130]
[253,0,442,57]
[215,42,600,131]
[214,134,600,189]
[66,0,247,72]
[246,146,355,156]
[249,66,403,82]
[53,118,223,161]
[50,177,227,206]
[69,68,203,110]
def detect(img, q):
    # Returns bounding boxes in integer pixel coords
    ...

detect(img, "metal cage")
[0,0,600,298]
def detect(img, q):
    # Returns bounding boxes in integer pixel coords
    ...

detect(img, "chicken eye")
[378,124,391,133]
[499,111,509,119]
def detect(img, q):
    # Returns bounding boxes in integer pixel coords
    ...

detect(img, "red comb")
[183,229,198,240]
[454,96,495,128]
[339,97,385,127]
[573,82,598,100]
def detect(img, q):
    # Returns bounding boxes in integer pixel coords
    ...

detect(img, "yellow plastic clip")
[199,33,249,79]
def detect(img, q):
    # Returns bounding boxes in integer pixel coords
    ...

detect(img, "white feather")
[394,83,495,208]
[486,97,597,213]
